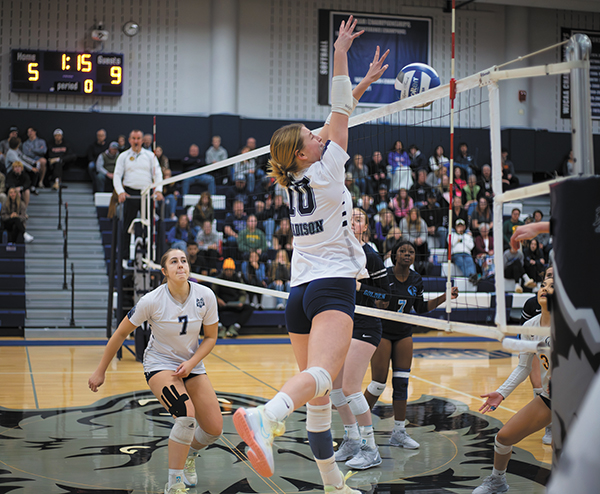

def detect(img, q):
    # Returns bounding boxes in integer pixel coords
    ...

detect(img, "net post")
[565,34,594,176]
[488,82,507,328]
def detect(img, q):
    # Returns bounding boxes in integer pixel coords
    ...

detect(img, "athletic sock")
[168,469,184,487]
[264,391,294,422]
[394,420,406,431]
[344,422,360,440]
[492,467,507,477]
[360,425,376,448]
[314,456,343,488]
[188,446,200,457]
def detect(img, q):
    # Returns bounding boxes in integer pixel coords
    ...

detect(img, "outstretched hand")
[363,46,390,85]
[479,391,504,414]
[334,15,364,53]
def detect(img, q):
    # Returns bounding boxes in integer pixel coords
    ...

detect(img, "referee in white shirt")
[113,129,164,257]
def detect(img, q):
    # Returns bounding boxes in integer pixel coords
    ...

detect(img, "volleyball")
[394,63,441,100]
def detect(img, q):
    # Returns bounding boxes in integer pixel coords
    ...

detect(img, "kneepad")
[367,381,386,397]
[330,388,348,409]
[306,402,332,433]
[170,416,197,445]
[194,426,221,446]
[392,368,410,401]
[494,436,513,455]
[347,391,370,417]
[302,367,332,399]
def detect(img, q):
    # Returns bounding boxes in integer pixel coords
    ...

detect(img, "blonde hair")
[270,249,291,279]
[11,161,24,171]
[268,123,305,188]
[406,207,423,234]
[352,207,370,243]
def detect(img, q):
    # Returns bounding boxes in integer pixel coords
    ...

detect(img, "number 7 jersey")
[127,282,219,374]
[287,140,367,286]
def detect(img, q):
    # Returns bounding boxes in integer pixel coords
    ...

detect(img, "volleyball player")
[232,16,389,493]
[331,208,388,470]
[88,248,222,494]
[474,277,553,494]
[364,240,458,449]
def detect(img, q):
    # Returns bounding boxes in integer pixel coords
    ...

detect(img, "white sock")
[314,456,343,488]
[492,467,506,477]
[168,469,184,487]
[264,392,294,422]
[360,424,376,448]
[523,273,532,283]
[394,420,406,431]
[344,422,360,440]
[188,446,200,457]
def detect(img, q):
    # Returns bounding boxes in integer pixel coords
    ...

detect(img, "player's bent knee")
[170,416,197,445]
[347,391,370,416]
[330,388,347,408]
[194,426,221,446]
[494,436,513,455]
[367,381,386,396]
[306,402,332,433]
[392,369,410,401]
[302,367,332,399]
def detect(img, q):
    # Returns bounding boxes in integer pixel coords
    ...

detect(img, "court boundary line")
[25,345,39,409]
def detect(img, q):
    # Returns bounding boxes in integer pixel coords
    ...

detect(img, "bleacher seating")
[0,244,26,336]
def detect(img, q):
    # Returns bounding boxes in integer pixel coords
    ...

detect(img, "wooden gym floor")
[0,332,551,493]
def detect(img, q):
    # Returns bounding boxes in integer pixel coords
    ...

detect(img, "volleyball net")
[139,34,593,344]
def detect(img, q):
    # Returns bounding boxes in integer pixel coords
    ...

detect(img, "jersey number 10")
[288,177,316,216]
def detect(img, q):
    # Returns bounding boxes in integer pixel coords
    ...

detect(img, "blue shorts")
[352,314,382,347]
[286,278,356,335]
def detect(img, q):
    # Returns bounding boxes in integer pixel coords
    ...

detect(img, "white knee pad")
[302,367,332,399]
[367,381,386,397]
[194,426,221,446]
[306,402,332,433]
[170,416,197,445]
[330,388,348,409]
[347,391,370,417]
[494,436,513,455]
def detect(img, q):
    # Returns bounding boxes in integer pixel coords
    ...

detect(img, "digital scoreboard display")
[11,50,123,96]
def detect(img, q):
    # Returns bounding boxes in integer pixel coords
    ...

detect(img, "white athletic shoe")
[542,426,552,445]
[164,481,188,494]
[23,232,34,243]
[334,434,361,461]
[345,444,382,470]
[233,405,284,477]
[472,474,509,494]
[182,455,197,486]
[389,429,420,449]
[324,471,361,494]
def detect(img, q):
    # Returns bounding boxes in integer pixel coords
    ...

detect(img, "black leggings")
[2,217,25,243]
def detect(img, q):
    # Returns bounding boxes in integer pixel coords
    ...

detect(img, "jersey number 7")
[178,315,188,335]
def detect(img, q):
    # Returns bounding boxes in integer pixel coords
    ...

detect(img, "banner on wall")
[318,10,432,107]
[561,27,600,120]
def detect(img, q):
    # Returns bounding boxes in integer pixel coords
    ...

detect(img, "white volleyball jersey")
[497,314,551,400]
[287,140,367,286]
[127,282,219,374]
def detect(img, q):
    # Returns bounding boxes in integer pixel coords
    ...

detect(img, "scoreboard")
[11,50,123,96]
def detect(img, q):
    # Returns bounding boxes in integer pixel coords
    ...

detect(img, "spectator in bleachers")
[501,148,520,191]
[374,182,390,212]
[422,190,448,249]
[223,199,247,259]
[382,226,402,264]
[5,137,36,179]
[186,240,206,275]
[181,144,216,196]
[6,162,31,207]
[451,219,477,282]
[47,129,76,190]
[0,126,19,172]
[523,238,546,285]
[0,171,5,205]
[360,193,377,230]
[205,135,228,166]
[348,153,370,195]
[388,140,412,192]
[196,219,220,274]
[451,195,469,232]
[238,214,267,260]
[242,250,268,309]
[504,244,537,293]
[429,145,449,173]
[558,150,575,176]
[191,191,214,228]
[268,249,291,310]
[116,134,128,152]
[213,257,254,338]
[154,146,169,171]
[409,169,430,209]
[453,166,466,196]
[271,193,290,225]
[2,187,33,243]
[87,129,108,190]
[471,197,493,235]
[455,142,478,177]
[462,174,480,217]
[408,144,428,174]
[435,174,451,210]
[142,134,153,150]
[399,207,429,274]
[272,217,293,258]
[94,141,120,193]
[373,207,395,252]
[474,222,493,258]
[225,174,249,209]
[531,209,552,257]
[426,163,446,189]
[390,187,413,222]
[502,207,524,252]
[254,195,275,246]
[478,164,494,201]
[22,127,47,189]
[344,172,361,206]
[161,168,180,220]
[234,146,257,193]
[166,214,199,252]
[367,150,387,192]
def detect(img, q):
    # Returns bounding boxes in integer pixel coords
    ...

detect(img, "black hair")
[390,239,416,265]
[533,209,543,219]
